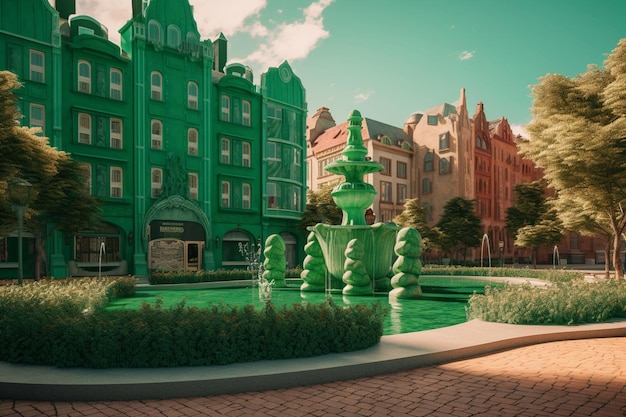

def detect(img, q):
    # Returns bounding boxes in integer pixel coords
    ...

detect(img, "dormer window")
[167,25,181,48]
[148,20,161,44]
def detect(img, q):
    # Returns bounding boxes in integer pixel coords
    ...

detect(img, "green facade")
[0,0,307,278]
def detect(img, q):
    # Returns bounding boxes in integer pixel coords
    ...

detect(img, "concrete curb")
[2,319,625,402]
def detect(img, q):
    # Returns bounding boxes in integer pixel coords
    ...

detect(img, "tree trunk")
[612,233,624,279]
[34,236,41,281]
[605,239,612,279]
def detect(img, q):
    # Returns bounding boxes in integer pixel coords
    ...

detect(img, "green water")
[107,277,499,335]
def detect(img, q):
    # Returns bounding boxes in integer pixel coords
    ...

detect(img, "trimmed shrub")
[0,279,385,368]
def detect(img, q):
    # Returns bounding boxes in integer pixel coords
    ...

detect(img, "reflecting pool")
[107,277,501,335]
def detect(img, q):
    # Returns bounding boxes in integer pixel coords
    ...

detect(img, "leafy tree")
[521,38,626,278]
[435,197,482,264]
[0,71,101,279]
[514,206,564,268]
[393,198,436,253]
[298,185,342,234]
[505,181,547,238]
[553,194,612,277]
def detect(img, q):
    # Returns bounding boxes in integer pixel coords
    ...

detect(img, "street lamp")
[8,178,34,285]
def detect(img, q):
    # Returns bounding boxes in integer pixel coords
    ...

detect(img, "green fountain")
[300,110,400,296]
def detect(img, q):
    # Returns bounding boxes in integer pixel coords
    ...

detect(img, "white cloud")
[511,124,529,138]
[354,90,374,103]
[51,0,334,74]
[241,0,334,71]
[190,0,267,38]
[458,50,475,61]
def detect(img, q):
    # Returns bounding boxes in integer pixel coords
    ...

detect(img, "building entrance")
[147,220,206,272]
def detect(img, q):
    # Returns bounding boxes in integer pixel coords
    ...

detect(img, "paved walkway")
[1,337,625,416]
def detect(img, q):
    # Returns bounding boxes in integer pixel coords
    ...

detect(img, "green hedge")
[149,268,303,285]
[421,266,584,283]
[467,280,626,325]
[0,278,385,368]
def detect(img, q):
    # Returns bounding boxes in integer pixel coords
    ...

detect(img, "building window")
[75,232,120,263]
[267,182,278,208]
[439,132,450,151]
[110,118,122,149]
[242,141,251,167]
[380,135,392,145]
[148,20,161,43]
[427,115,438,125]
[221,138,230,164]
[151,120,162,149]
[424,151,433,172]
[187,81,198,110]
[150,71,162,101]
[78,60,91,93]
[78,113,92,144]
[267,142,279,161]
[242,183,251,209]
[187,128,198,156]
[294,148,301,166]
[29,50,45,83]
[570,232,579,250]
[29,104,45,133]
[380,157,391,175]
[110,69,122,100]
[267,104,282,138]
[221,95,230,121]
[221,181,230,207]
[381,181,392,202]
[440,157,451,174]
[151,168,162,198]
[397,161,407,178]
[422,178,432,194]
[397,184,407,204]
[242,100,251,126]
[189,173,198,200]
[110,167,123,198]
[167,25,181,48]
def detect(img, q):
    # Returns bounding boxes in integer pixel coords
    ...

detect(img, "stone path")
[2,337,625,417]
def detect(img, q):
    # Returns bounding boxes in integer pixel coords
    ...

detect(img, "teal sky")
[56,0,626,135]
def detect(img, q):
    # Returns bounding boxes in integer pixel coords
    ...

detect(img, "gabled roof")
[311,117,412,155]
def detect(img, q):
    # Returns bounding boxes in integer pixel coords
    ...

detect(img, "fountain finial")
[343,110,367,162]
[325,110,383,225]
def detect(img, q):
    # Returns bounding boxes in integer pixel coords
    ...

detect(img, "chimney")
[55,0,76,20]
[213,33,227,73]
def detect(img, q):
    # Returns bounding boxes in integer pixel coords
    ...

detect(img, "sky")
[50,0,626,137]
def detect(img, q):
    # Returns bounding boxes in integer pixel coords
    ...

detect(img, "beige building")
[306,107,413,223]
[403,88,474,223]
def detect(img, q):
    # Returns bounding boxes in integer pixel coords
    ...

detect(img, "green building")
[0,0,307,278]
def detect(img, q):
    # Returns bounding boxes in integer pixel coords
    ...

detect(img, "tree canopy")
[298,185,342,235]
[521,38,626,278]
[393,198,437,252]
[0,71,101,279]
[435,197,482,263]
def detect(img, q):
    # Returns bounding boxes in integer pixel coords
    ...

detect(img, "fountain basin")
[308,222,399,289]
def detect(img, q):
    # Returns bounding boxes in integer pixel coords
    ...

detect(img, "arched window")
[187,128,198,155]
[221,95,230,121]
[110,68,122,100]
[148,20,161,43]
[439,157,451,174]
[167,25,181,48]
[78,60,91,93]
[151,120,162,149]
[187,81,198,109]
[424,151,433,172]
[150,71,162,101]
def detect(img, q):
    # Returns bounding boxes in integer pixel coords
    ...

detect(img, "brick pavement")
[2,337,625,417]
